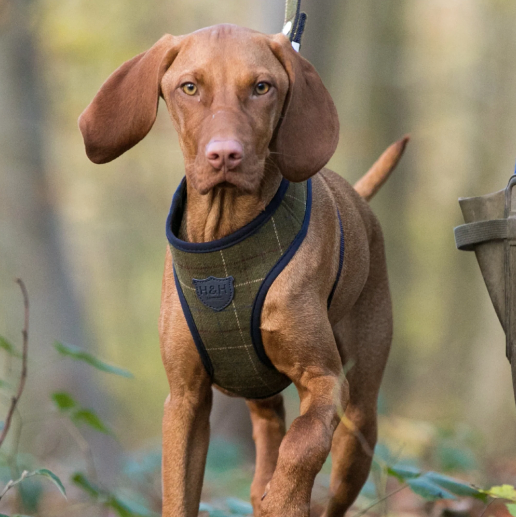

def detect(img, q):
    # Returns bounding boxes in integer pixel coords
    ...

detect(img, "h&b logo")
[192,276,234,312]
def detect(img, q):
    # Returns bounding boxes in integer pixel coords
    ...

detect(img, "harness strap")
[328,210,345,308]
[454,219,508,251]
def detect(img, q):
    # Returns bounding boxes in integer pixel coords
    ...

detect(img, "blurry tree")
[0,0,117,477]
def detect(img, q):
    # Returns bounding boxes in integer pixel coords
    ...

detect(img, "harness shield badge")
[193,276,234,312]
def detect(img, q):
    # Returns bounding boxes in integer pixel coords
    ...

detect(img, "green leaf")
[72,472,101,498]
[0,336,20,357]
[52,392,77,411]
[32,468,67,498]
[54,342,133,378]
[407,476,456,501]
[226,497,253,514]
[109,494,158,517]
[72,409,112,435]
[387,465,421,482]
[72,473,157,517]
[423,472,485,500]
[435,443,478,472]
[482,484,516,502]
[52,393,112,435]
[507,503,516,516]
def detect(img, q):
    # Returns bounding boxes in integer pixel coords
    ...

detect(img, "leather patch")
[192,276,234,312]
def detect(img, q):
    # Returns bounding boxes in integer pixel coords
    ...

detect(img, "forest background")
[2,0,516,515]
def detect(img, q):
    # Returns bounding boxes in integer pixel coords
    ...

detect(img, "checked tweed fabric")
[169,180,309,399]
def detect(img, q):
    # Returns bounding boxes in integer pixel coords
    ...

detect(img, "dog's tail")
[353,135,410,201]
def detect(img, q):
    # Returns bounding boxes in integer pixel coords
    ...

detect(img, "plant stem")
[353,484,409,517]
[0,279,29,449]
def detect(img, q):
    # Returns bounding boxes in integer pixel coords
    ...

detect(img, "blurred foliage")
[2,0,516,456]
[2,322,516,515]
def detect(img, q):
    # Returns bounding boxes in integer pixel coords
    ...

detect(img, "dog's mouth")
[190,164,263,195]
[194,170,241,194]
[217,181,237,189]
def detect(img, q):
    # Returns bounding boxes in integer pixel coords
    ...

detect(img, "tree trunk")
[0,0,117,480]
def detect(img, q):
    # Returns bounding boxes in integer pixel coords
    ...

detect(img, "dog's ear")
[79,34,182,164]
[268,34,339,182]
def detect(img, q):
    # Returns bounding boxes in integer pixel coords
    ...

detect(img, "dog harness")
[166,177,344,399]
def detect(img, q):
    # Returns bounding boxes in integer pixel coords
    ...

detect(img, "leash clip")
[283,0,308,52]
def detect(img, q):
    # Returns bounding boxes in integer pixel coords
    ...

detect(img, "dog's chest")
[166,178,311,399]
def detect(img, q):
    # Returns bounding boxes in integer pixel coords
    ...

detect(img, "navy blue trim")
[166,178,289,253]
[250,179,313,369]
[173,267,214,379]
[327,210,345,309]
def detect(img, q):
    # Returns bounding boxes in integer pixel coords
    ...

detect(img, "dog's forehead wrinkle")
[180,29,274,72]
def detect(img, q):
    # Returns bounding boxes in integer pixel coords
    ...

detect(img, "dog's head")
[79,24,339,194]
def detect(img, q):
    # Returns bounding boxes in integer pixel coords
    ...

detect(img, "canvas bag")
[455,175,516,402]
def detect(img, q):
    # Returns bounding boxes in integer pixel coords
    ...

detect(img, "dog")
[79,24,407,517]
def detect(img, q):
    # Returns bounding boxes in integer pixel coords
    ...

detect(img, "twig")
[353,484,409,517]
[0,470,30,500]
[340,414,375,459]
[0,279,29,449]
[479,498,495,517]
[63,418,98,482]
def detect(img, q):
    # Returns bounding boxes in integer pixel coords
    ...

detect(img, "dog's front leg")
[259,372,348,517]
[160,250,213,517]
[162,377,212,517]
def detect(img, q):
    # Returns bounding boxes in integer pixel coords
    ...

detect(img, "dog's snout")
[206,140,243,171]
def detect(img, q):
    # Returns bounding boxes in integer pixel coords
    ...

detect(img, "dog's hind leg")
[322,403,379,517]
[246,394,286,514]
[323,238,392,517]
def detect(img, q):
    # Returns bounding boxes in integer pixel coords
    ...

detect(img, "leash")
[283,0,307,52]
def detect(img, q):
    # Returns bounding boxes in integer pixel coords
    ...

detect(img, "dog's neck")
[181,165,283,243]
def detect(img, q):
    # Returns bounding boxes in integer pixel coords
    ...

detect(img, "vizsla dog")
[79,24,407,517]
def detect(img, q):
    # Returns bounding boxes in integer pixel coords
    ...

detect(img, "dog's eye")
[254,82,271,95]
[181,83,197,96]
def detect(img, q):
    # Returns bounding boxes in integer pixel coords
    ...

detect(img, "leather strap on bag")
[504,176,516,368]
[454,219,508,251]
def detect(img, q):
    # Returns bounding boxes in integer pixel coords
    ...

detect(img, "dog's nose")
[206,140,243,171]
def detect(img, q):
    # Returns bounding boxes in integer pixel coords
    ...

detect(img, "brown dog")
[79,24,407,517]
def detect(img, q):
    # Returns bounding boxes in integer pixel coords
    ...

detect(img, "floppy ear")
[268,34,339,182]
[79,34,182,164]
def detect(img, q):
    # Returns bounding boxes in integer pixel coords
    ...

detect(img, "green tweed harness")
[166,178,312,399]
